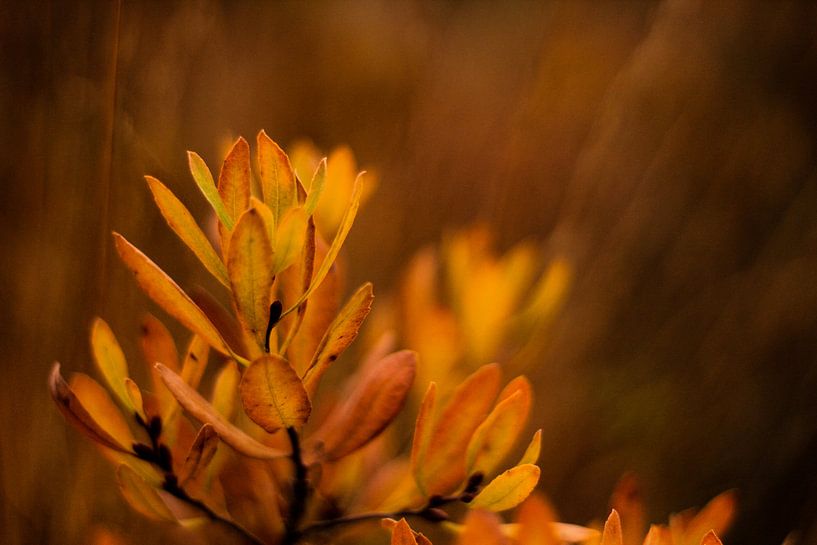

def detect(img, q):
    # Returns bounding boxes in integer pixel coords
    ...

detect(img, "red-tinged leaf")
[240,355,311,433]
[48,363,132,453]
[515,493,559,545]
[410,382,437,495]
[415,363,502,496]
[390,518,420,545]
[116,464,176,522]
[456,509,507,545]
[302,282,374,397]
[155,363,287,459]
[257,130,296,225]
[113,233,231,356]
[227,208,276,357]
[469,464,540,512]
[145,175,229,286]
[601,510,623,545]
[188,151,234,230]
[178,424,219,487]
[700,531,723,545]
[180,334,209,390]
[90,317,133,413]
[518,429,542,465]
[217,137,252,251]
[307,350,416,462]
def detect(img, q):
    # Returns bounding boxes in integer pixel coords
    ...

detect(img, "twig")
[283,427,310,545]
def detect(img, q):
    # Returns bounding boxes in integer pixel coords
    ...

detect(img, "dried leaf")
[227,208,276,357]
[273,207,308,275]
[470,464,540,512]
[302,282,374,397]
[518,429,542,466]
[257,130,296,225]
[113,233,231,356]
[308,350,416,462]
[187,151,234,230]
[116,464,176,522]
[217,137,252,251]
[601,510,623,545]
[240,355,311,433]
[90,317,133,413]
[303,158,326,217]
[179,424,219,486]
[145,175,229,286]
[155,363,287,459]
[410,381,437,495]
[515,494,559,545]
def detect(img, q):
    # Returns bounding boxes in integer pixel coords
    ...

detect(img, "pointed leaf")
[390,518,420,545]
[180,334,210,390]
[685,491,736,544]
[145,176,229,286]
[217,137,252,249]
[601,510,623,545]
[116,464,176,522]
[304,158,327,217]
[227,208,276,356]
[273,207,308,274]
[179,424,219,487]
[410,382,437,495]
[257,130,296,225]
[516,494,559,545]
[114,233,231,356]
[518,429,542,466]
[155,363,287,459]
[700,531,723,545]
[302,282,374,397]
[187,151,234,230]
[240,355,311,433]
[124,378,147,422]
[470,464,540,512]
[90,317,133,413]
[644,526,673,545]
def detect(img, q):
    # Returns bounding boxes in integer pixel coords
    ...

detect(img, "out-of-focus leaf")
[113,233,231,356]
[124,378,146,422]
[179,423,219,487]
[145,176,229,286]
[601,510,623,545]
[308,350,416,462]
[155,363,287,459]
[240,355,311,433]
[410,382,437,496]
[466,377,531,476]
[456,509,507,545]
[611,473,646,545]
[303,158,326,217]
[518,429,542,466]
[116,464,176,522]
[302,282,374,397]
[515,493,559,545]
[70,373,138,450]
[49,364,132,453]
[139,314,179,417]
[190,287,247,358]
[415,363,501,496]
[257,130,296,226]
[643,526,673,545]
[227,208,276,358]
[90,317,133,413]
[273,207,308,275]
[470,464,540,512]
[187,151,234,230]
[700,531,723,545]
[684,491,736,545]
[217,137,252,253]
[180,334,210,390]
[384,517,430,545]
[211,361,240,420]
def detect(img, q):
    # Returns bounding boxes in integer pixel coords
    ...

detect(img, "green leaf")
[187,151,234,230]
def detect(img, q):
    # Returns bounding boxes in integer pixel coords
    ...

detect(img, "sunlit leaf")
[90,317,133,413]
[470,464,540,512]
[515,494,560,545]
[410,382,437,496]
[257,130,296,226]
[227,208,276,357]
[187,151,234,230]
[601,510,623,545]
[145,175,229,286]
[155,363,287,459]
[273,207,308,275]
[307,350,416,462]
[212,360,240,420]
[139,314,180,417]
[179,423,219,487]
[180,334,210,390]
[116,464,176,522]
[240,354,311,433]
[124,378,146,422]
[217,136,252,252]
[303,158,326,217]
[302,282,374,397]
[415,363,502,496]
[518,429,542,466]
[456,509,507,545]
[113,233,231,356]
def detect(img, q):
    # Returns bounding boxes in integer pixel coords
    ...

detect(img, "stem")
[283,427,309,545]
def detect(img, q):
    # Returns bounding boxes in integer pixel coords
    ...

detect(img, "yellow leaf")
[518,429,542,466]
[416,363,502,496]
[90,317,133,413]
[307,350,416,462]
[227,208,276,357]
[466,377,531,476]
[456,509,507,545]
[178,423,219,487]
[48,363,132,453]
[217,136,252,251]
[601,510,623,545]
[124,378,146,422]
[303,158,326,217]
[145,176,229,287]
[116,464,176,522]
[410,382,437,496]
[187,150,234,230]
[515,494,559,545]
[70,373,137,451]
[155,363,287,459]
[302,282,374,397]
[180,334,210,390]
[470,464,540,512]
[700,531,723,545]
[273,207,308,275]
[257,130,296,226]
[212,360,240,420]
[114,233,231,356]
[239,355,311,433]
[139,314,180,417]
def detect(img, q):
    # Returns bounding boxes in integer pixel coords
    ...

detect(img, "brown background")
[2,1,817,544]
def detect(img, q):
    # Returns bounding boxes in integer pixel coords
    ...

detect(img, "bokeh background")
[3,1,817,544]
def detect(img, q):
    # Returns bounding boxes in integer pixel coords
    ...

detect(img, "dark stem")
[283,427,309,545]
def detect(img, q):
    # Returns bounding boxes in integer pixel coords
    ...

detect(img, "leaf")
[49,364,132,453]
[515,494,559,545]
[212,361,240,420]
[227,208,276,356]
[139,314,180,416]
[456,509,507,545]
[466,377,532,476]
[239,355,311,433]
[190,287,247,358]
[180,334,210,390]
[273,207,308,275]
[145,176,230,287]
[307,350,416,462]
[700,531,723,545]
[410,382,437,495]
[611,473,646,545]
[90,317,133,413]
[518,429,542,466]
[389,518,420,545]
[601,510,623,545]
[470,464,540,512]
[302,282,374,397]
[303,158,326,217]
[124,378,147,422]
[116,464,176,522]
[217,137,252,250]
[114,233,231,356]
[684,491,736,544]
[155,363,287,459]
[643,526,673,545]
[187,151,234,230]
[179,424,219,487]
[257,130,296,225]
[415,363,502,496]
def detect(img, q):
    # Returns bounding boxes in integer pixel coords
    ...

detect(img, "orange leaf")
[139,314,180,417]
[684,491,736,544]
[180,334,210,390]
[456,509,507,545]
[611,473,646,545]
[116,464,176,522]
[516,493,559,545]
[178,424,219,487]
[643,525,673,545]
[410,381,437,495]
[240,355,311,433]
[217,136,252,251]
[257,130,296,225]
[700,531,723,545]
[601,510,623,545]
[518,429,542,466]
[390,518,419,545]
